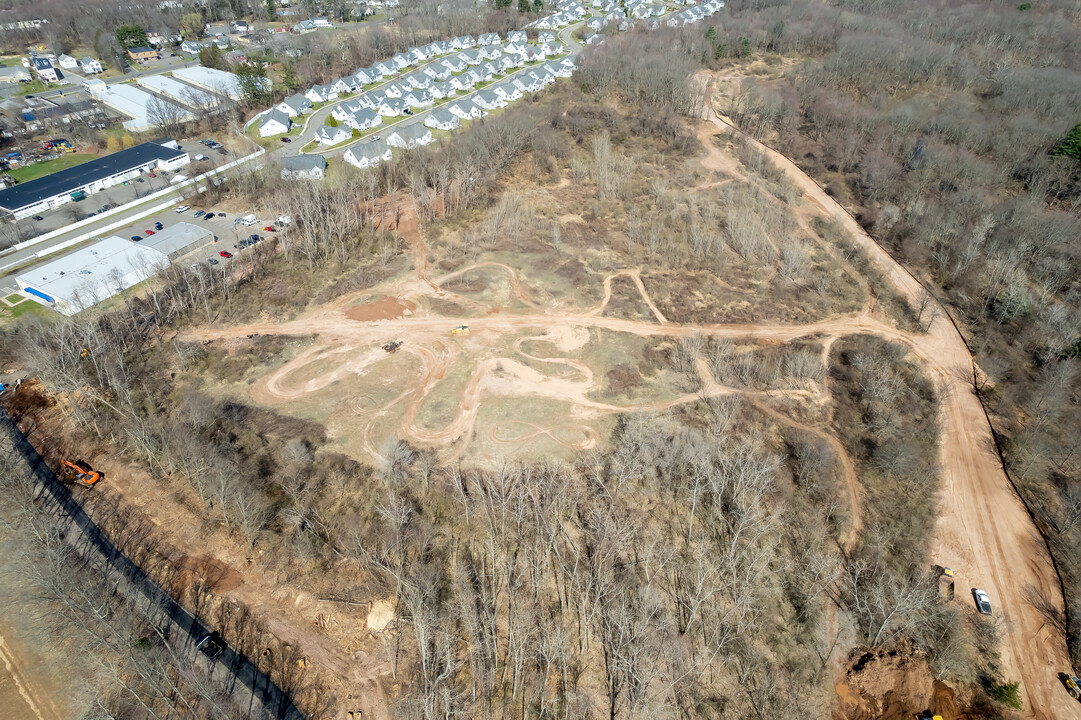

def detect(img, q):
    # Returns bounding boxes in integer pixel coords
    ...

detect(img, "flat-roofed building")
[139,222,215,261]
[15,236,167,315]
[0,139,189,219]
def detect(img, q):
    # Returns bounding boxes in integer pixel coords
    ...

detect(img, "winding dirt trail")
[181,109,1076,716]
[705,111,1076,718]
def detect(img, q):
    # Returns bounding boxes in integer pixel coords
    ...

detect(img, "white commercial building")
[172,65,261,101]
[137,74,222,111]
[94,83,193,132]
[15,236,168,316]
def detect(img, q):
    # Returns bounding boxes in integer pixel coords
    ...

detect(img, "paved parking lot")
[111,204,275,269]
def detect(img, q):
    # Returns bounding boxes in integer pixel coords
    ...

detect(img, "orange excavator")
[60,459,103,487]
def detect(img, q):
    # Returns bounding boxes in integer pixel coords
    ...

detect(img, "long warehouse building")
[0,138,190,219]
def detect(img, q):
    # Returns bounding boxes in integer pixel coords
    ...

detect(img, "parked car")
[263,226,276,232]
[144,229,155,235]
[148,172,156,178]
[207,258,219,265]
[369,135,381,142]
[175,205,190,213]
[32,215,43,221]
[131,235,142,241]
[280,137,292,143]
[193,210,205,218]
[217,212,226,218]
[204,212,215,220]
[973,588,992,615]
[154,222,163,230]
[219,250,232,258]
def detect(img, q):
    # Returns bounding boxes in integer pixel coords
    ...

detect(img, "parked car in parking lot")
[131,235,142,241]
[973,588,992,615]
[204,212,215,220]
[194,210,205,218]
[32,215,43,221]
[207,258,219,265]
[144,229,155,235]
[280,137,291,143]
[154,222,163,230]
[219,250,232,258]
[175,205,190,213]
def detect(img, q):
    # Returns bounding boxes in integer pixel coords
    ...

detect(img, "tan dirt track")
[180,113,1077,717]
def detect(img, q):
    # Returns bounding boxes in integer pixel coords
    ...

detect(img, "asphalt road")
[0,408,304,720]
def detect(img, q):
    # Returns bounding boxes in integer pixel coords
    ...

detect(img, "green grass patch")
[7,153,96,182]
[15,79,47,96]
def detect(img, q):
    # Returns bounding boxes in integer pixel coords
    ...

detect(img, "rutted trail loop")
[184,115,1075,716]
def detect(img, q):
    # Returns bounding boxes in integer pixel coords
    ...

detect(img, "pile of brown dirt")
[345,296,416,322]
[835,645,977,720]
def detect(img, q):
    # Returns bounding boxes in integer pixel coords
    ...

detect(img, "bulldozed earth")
[5,102,1078,718]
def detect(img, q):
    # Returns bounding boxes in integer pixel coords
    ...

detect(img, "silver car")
[973,588,992,615]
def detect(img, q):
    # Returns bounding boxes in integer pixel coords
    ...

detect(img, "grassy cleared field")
[7,154,96,183]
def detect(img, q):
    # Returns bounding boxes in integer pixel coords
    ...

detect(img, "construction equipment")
[382,341,402,353]
[60,459,103,487]
[451,324,469,335]
[937,566,955,601]
[1066,676,1081,701]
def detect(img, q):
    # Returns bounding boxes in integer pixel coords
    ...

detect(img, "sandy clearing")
[176,105,1078,717]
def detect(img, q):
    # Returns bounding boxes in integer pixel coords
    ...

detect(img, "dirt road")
[705,111,1078,718]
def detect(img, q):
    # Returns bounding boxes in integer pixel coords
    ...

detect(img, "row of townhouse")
[320,55,572,145]
[528,0,589,29]
[664,0,724,27]
[341,59,572,170]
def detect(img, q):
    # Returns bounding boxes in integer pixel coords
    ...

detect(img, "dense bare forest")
[716,0,1081,666]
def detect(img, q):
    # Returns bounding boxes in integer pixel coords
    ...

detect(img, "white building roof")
[97,83,192,132]
[16,236,167,315]
[137,74,220,110]
[172,65,250,100]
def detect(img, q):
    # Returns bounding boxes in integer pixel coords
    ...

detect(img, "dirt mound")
[173,554,244,595]
[345,296,416,322]
[835,646,979,720]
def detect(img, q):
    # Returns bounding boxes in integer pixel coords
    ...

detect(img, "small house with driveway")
[403,89,433,108]
[493,82,522,102]
[478,32,501,45]
[441,56,466,73]
[344,140,393,170]
[447,99,484,120]
[315,124,350,145]
[58,54,78,70]
[347,108,382,131]
[507,30,527,43]
[451,35,475,49]
[331,77,356,95]
[425,109,459,131]
[281,154,326,180]
[429,81,456,99]
[259,109,292,136]
[474,90,504,111]
[81,56,104,73]
[387,122,434,149]
[277,93,311,117]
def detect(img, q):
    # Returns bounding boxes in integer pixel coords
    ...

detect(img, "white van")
[239,214,257,226]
